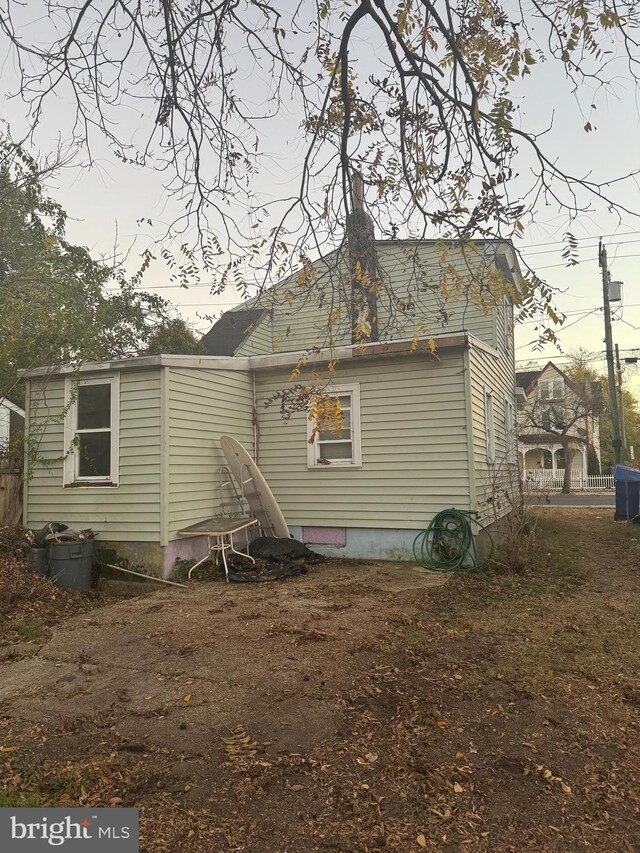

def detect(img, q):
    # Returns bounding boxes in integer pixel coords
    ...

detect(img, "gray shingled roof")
[200,309,267,356]
[515,369,540,391]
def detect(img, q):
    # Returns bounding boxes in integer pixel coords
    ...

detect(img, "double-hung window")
[539,378,563,400]
[485,391,495,462]
[64,376,119,485]
[307,384,362,468]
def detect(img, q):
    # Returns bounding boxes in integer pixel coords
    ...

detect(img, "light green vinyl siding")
[233,310,273,356]
[235,252,350,354]
[467,335,517,523]
[25,370,162,540]
[373,242,498,346]
[233,241,513,354]
[254,351,471,529]
[166,367,254,540]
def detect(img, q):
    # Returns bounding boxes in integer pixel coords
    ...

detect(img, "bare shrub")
[485,458,549,574]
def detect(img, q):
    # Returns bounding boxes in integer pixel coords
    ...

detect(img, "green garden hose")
[413,508,493,572]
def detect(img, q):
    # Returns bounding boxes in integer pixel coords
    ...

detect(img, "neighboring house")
[516,362,601,478]
[0,398,25,449]
[21,239,519,576]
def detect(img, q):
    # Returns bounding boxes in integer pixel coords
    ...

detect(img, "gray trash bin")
[49,540,95,590]
[29,547,49,576]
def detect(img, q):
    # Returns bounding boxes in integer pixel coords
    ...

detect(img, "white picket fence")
[522,472,614,491]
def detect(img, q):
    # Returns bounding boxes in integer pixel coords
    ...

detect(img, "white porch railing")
[522,471,614,491]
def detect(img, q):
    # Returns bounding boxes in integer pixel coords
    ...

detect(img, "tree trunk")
[561,441,572,494]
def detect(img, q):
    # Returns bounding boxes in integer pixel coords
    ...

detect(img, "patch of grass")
[0,790,44,808]
[41,771,84,800]
[14,618,45,641]
[171,558,220,583]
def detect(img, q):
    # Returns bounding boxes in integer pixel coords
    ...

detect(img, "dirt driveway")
[1,511,639,852]
[1,560,442,755]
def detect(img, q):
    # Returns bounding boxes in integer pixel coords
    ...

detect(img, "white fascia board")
[248,331,469,369]
[0,399,25,417]
[19,331,470,380]
[19,353,252,379]
[467,335,500,358]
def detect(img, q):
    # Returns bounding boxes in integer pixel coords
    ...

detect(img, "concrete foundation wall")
[97,540,165,576]
[101,519,500,576]
[290,525,424,561]
[163,535,210,575]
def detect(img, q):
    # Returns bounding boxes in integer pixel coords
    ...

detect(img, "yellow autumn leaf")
[183,694,191,703]
[453,782,464,793]
[417,834,427,848]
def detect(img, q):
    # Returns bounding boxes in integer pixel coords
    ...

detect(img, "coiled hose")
[413,508,493,572]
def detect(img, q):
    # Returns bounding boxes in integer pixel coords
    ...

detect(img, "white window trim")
[307,383,362,469]
[64,375,120,486]
[504,393,516,463]
[539,377,563,401]
[502,296,513,353]
[485,390,495,463]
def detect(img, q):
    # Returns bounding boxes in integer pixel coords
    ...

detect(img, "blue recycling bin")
[614,464,640,521]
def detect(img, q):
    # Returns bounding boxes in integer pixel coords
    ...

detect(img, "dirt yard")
[1,509,639,851]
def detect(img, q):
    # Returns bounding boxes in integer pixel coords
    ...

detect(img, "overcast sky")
[1,5,639,398]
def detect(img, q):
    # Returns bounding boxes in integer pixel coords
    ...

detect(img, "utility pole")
[599,240,622,466]
[615,343,627,459]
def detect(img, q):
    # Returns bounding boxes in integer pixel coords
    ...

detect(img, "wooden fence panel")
[0,455,23,526]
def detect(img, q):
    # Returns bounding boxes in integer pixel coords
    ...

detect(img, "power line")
[514,309,602,350]
[521,236,640,258]
[518,302,640,326]
[516,229,640,250]
[617,317,640,332]
[533,251,640,272]
[517,307,597,325]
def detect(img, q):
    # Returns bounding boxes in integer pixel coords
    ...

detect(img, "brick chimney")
[346,172,379,343]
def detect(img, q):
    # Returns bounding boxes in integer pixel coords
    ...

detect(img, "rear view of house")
[22,239,520,575]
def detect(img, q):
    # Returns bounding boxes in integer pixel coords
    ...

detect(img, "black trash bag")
[227,559,309,583]
[30,522,68,549]
[248,536,323,563]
